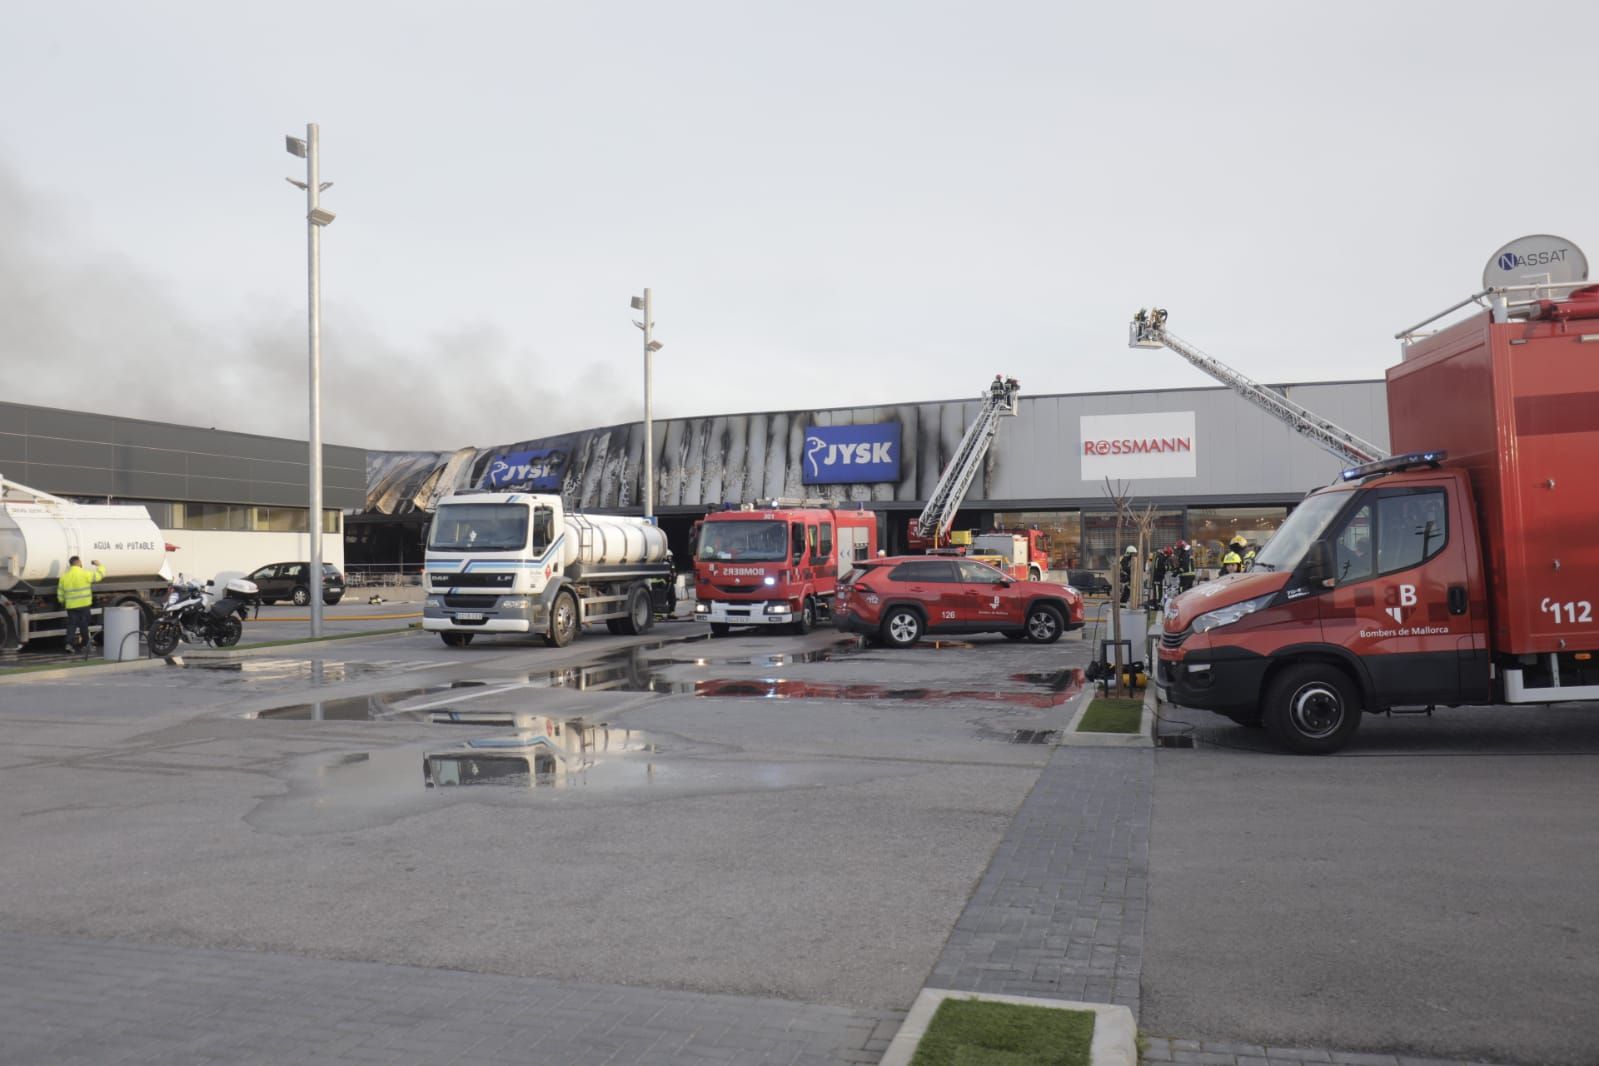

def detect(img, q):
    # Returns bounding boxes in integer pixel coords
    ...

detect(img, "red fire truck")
[1156,285,1599,752]
[693,500,878,636]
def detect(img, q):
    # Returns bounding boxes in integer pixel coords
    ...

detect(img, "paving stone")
[923,747,1154,1008]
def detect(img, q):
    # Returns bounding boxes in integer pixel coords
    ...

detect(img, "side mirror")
[1302,541,1336,588]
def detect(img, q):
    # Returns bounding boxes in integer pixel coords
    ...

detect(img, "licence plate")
[454,613,485,621]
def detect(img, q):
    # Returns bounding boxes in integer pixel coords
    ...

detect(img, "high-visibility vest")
[57,564,104,610]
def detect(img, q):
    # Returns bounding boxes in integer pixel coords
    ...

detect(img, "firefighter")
[1119,545,1138,605]
[58,555,104,656]
[1222,536,1246,575]
[1175,540,1196,591]
[1243,540,1258,569]
[1149,545,1174,607]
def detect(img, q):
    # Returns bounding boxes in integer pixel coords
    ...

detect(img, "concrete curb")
[1059,685,1154,747]
[879,988,1137,1066]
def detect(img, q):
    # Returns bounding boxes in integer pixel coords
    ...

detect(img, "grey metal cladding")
[0,433,25,463]
[112,444,187,476]
[28,436,112,470]
[23,463,114,496]
[187,476,251,503]
[111,470,188,499]
[186,451,237,479]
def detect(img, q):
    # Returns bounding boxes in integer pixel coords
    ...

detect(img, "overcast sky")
[2,1,1593,450]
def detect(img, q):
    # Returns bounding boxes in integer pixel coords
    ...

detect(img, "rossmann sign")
[802,423,901,485]
[1079,412,1197,480]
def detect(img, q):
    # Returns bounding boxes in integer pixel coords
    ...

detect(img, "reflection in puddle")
[185,658,398,684]
[694,670,1084,708]
[424,717,656,789]
[249,648,1083,721]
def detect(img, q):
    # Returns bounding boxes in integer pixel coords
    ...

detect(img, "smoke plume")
[0,164,629,451]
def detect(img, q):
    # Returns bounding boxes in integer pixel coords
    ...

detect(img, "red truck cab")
[1159,289,1599,752]
[693,503,878,635]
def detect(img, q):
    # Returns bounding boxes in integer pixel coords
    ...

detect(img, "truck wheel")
[440,632,474,648]
[546,590,578,647]
[792,597,815,635]
[1263,664,1362,754]
[621,586,654,635]
[881,607,923,648]
[1025,604,1065,644]
[709,622,731,638]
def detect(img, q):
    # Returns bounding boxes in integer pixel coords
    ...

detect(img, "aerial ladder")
[1129,308,1388,466]
[908,375,1021,549]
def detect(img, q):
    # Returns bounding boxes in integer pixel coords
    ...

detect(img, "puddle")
[245,714,926,834]
[1156,734,1196,748]
[693,670,1085,709]
[184,659,399,685]
[250,647,1084,720]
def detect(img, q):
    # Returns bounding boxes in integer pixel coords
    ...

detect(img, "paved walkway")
[924,746,1151,1010]
[1140,1036,1504,1066]
[0,932,901,1065]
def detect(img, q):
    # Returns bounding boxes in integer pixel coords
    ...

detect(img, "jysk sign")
[802,423,901,484]
[483,448,567,491]
[1079,412,1196,480]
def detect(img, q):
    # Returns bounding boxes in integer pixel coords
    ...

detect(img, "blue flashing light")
[1339,450,1449,482]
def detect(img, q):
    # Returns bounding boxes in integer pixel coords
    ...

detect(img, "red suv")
[835,556,1084,647]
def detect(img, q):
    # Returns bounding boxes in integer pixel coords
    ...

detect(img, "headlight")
[763,576,777,586]
[765,603,791,614]
[694,602,709,614]
[425,597,441,608]
[1190,594,1274,633]
[500,598,528,610]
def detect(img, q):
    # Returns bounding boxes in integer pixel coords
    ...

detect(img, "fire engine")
[692,500,878,636]
[1138,286,1599,753]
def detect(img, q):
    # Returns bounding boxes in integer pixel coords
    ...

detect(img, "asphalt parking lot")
[3,618,1595,1065]
[1143,702,1599,1066]
[0,623,1090,1012]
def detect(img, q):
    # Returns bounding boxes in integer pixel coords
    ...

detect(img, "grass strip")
[1076,697,1143,734]
[910,998,1093,1066]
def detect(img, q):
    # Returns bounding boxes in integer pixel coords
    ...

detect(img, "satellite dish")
[1483,234,1588,290]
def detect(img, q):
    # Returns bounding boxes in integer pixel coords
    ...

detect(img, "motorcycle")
[147,577,257,657]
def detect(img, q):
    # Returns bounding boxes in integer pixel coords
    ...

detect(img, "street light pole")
[631,289,663,521]
[286,124,335,637]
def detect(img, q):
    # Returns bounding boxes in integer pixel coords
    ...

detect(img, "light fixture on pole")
[286,124,335,637]
[631,290,663,521]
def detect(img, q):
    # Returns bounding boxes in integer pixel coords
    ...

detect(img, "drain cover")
[1010,729,1059,745]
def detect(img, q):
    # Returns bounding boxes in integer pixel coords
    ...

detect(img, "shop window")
[1184,506,1288,572]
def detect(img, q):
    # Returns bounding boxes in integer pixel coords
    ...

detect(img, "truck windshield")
[698,520,787,562]
[428,504,529,552]
[1251,491,1351,572]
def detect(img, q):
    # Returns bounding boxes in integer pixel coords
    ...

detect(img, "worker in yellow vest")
[58,555,104,655]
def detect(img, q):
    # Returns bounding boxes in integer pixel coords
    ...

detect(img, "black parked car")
[247,562,345,606]
[1065,569,1112,596]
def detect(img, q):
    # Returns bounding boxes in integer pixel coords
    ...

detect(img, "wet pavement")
[0,623,1094,1019]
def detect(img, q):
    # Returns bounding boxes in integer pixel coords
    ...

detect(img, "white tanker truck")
[423,492,675,648]
[0,476,173,651]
